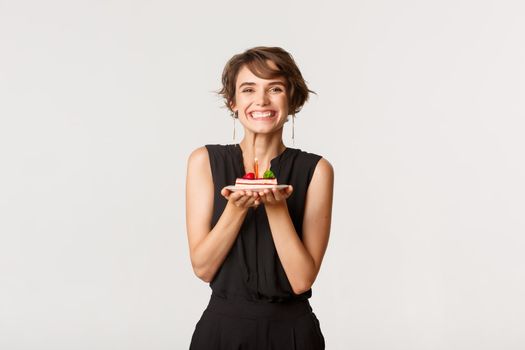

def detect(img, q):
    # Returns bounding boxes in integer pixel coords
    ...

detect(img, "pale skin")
[186,62,334,294]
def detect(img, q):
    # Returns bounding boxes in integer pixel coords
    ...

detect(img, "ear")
[229,100,236,112]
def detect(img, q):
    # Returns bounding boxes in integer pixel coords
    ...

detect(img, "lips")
[248,110,277,120]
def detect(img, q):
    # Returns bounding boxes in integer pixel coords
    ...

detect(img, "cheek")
[272,95,288,107]
[235,95,250,107]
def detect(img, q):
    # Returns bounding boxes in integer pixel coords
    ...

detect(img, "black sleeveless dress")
[189,144,325,350]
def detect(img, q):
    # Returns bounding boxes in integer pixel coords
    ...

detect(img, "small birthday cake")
[235,169,278,189]
[225,157,288,191]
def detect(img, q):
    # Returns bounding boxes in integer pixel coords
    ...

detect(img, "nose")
[255,90,270,106]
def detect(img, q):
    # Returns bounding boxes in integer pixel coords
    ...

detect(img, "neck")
[239,132,286,174]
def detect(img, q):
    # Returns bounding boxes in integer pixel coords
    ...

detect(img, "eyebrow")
[239,81,286,88]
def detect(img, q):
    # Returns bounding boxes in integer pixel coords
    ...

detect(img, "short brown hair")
[218,46,315,115]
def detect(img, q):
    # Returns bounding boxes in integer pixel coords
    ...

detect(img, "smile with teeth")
[249,111,277,119]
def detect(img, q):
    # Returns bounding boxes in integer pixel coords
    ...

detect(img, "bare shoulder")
[315,157,334,177]
[186,146,213,191]
[310,157,334,188]
[305,157,334,203]
[187,146,214,180]
[187,146,210,168]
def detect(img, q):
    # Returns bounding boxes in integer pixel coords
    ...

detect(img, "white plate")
[224,184,290,192]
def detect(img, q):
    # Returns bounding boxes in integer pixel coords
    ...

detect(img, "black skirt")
[189,294,325,350]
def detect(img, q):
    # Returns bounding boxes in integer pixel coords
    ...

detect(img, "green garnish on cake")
[263,169,275,179]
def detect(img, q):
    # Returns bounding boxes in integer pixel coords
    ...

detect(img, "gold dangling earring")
[292,114,295,146]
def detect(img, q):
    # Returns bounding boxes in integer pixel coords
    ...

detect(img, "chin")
[249,127,283,135]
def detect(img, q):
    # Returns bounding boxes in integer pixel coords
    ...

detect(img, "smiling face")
[230,62,289,135]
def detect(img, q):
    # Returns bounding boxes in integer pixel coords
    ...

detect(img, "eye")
[241,88,254,93]
[269,87,283,93]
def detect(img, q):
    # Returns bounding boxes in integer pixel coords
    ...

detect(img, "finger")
[229,190,245,202]
[255,191,265,204]
[245,196,257,207]
[279,185,293,200]
[221,187,232,199]
[263,189,275,203]
[275,186,293,201]
[251,192,259,205]
[256,194,266,205]
[241,191,258,202]
[234,193,251,207]
[247,195,260,208]
[272,187,284,201]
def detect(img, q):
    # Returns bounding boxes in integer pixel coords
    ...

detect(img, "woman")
[186,46,334,349]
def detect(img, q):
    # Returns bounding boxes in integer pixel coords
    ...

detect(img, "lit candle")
[254,157,259,179]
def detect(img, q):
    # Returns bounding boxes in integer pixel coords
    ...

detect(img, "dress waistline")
[206,293,312,320]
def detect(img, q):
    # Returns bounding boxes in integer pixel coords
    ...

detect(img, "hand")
[221,188,261,209]
[258,185,293,207]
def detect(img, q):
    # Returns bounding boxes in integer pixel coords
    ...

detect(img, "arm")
[262,158,334,294]
[185,147,259,282]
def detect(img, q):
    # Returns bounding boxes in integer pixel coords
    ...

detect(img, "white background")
[1,0,524,349]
